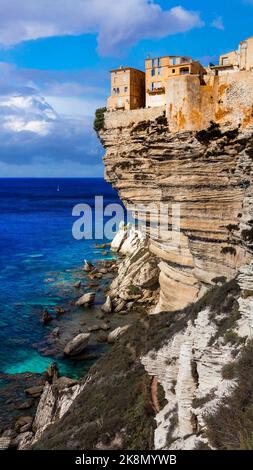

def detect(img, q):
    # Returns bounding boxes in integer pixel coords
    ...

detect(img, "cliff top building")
[107,67,145,111]
[145,55,206,108]
[211,36,253,74]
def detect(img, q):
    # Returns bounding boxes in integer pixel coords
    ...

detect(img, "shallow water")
[0,178,123,379]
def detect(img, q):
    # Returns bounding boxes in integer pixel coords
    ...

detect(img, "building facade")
[145,56,206,108]
[107,67,145,111]
[212,36,253,74]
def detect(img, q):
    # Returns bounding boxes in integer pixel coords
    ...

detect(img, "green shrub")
[94,107,107,132]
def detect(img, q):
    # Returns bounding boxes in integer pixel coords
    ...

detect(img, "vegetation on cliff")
[93,107,107,132]
[34,275,253,450]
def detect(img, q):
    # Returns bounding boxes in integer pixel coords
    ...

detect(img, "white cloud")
[0,0,204,55]
[0,92,103,176]
[211,16,225,31]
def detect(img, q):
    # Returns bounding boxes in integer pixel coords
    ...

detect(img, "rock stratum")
[100,109,253,312]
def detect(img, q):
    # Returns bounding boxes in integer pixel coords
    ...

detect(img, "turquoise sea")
[0,178,123,379]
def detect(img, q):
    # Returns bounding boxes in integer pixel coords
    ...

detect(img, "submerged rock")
[42,309,53,325]
[75,292,95,307]
[64,333,90,356]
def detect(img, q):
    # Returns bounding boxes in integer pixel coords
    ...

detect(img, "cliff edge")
[99,107,253,312]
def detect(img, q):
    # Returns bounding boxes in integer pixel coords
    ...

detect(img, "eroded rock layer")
[99,116,253,311]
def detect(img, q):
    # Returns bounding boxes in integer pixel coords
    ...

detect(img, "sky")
[0,0,252,177]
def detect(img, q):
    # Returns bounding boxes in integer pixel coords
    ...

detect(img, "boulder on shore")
[82,260,95,272]
[111,221,127,252]
[64,333,90,356]
[107,325,130,343]
[101,295,113,313]
[25,385,44,398]
[75,292,95,307]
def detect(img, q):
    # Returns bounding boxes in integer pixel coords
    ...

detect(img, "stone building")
[211,36,253,74]
[107,67,145,111]
[145,56,206,108]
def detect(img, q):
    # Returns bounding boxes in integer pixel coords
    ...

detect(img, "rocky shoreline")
[0,223,159,450]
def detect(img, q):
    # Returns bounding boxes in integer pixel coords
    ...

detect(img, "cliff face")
[100,111,253,311]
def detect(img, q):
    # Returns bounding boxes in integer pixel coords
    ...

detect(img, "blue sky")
[0,0,252,177]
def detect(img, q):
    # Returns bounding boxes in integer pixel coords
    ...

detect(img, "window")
[222,57,229,66]
[180,67,190,75]
[150,82,155,91]
[180,57,188,64]
[158,67,161,75]
[124,86,128,93]
[170,58,177,65]
[113,87,120,94]
[172,69,176,74]
[151,68,155,76]
[152,58,160,67]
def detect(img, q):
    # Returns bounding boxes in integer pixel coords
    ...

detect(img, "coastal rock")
[82,260,95,272]
[45,362,59,382]
[101,295,113,313]
[0,435,11,450]
[15,399,33,410]
[25,385,44,398]
[107,325,130,343]
[52,377,78,391]
[17,431,34,450]
[74,281,82,289]
[15,416,33,432]
[75,292,95,307]
[42,309,53,325]
[55,306,65,315]
[111,221,127,252]
[64,333,90,356]
[51,327,60,339]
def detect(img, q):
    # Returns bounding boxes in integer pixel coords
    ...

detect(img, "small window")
[180,67,190,75]
[152,58,159,67]
[124,86,128,93]
[150,82,155,91]
[172,69,176,74]
[222,57,229,66]
[151,68,155,76]
[158,67,161,75]
[170,58,177,65]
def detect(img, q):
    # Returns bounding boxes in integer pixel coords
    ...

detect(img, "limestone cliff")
[99,109,253,312]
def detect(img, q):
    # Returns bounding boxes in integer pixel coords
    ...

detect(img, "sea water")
[0,178,123,379]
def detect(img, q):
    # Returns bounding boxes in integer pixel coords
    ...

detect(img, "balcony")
[147,86,165,95]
